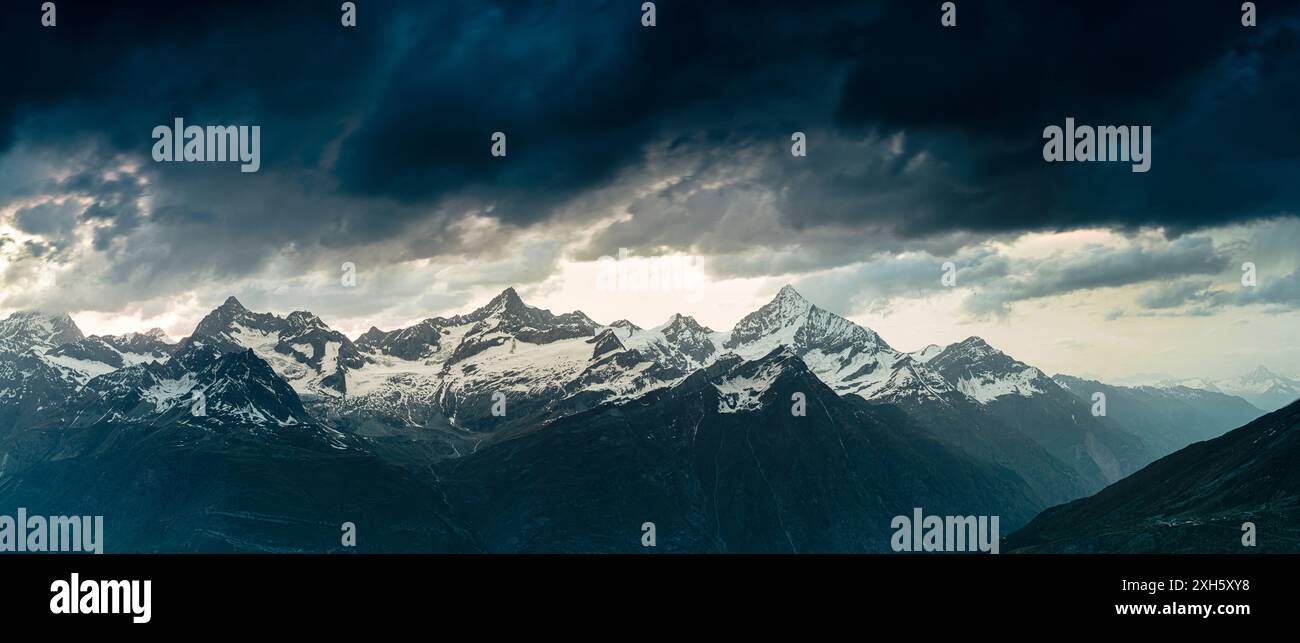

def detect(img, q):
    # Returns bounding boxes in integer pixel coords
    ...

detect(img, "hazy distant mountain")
[1159,366,1300,412]
[1054,374,1262,458]
[1008,399,1300,553]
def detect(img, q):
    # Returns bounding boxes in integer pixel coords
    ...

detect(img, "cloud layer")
[0,0,1298,338]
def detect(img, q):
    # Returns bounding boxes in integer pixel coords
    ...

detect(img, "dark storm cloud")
[963,235,1230,317]
[12,201,79,237]
[818,1,1300,237]
[2,0,1299,310]
[1137,273,1300,313]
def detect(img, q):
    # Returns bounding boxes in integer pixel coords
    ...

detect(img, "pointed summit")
[763,284,812,314]
[193,296,263,339]
[286,310,327,332]
[0,310,86,348]
[726,283,887,356]
[662,313,714,335]
[589,328,627,360]
[933,337,1002,364]
[483,287,527,315]
[710,346,815,413]
[498,287,523,303]
[608,319,642,333]
[762,284,815,320]
[908,343,945,364]
[142,328,172,341]
[956,336,993,350]
[1247,365,1277,378]
[775,284,806,301]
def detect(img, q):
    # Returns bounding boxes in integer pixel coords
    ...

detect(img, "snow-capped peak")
[908,344,945,364]
[607,319,641,333]
[1246,365,1279,380]
[711,347,806,413]
[660,313,713,336]
[286,310,329,333]
[946,336,998,358]
[480,287,527,317]
[1162,366,1300,411]
[120,328,174,343]
[774,283,807,302]
[0,310,86,350]
[926,337,1051,403]
[188,298,365,398]
[725,284,888,357]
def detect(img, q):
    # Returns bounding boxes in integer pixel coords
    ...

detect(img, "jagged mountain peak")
[0,309,86,349]
[286,310,328,332]
[169,336,224,371]
[607,319,641,332]
[132,327,174,342]
[956,335,993,349]
[937,336,1005,362]
[725,284,888,356]
[194,296,269,335]
[484,287,526,313]
[709,347,813,413]
[1247,365,1280,379]
[775,283,806,301]
[589,328,627,360]
[908,343,945,364]
[932,337,1030,372]
[766,284,813,313]
[926,336,1057,404]
[195,298,332,337]
[661,313,712,334]
[185,297,364,398]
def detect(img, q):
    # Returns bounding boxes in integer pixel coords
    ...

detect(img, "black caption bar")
[0,554,1291,631]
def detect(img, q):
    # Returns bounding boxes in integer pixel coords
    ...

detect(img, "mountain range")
[0,286,1285,552]
[1157,367,1300,413]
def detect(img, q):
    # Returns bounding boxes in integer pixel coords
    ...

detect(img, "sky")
[1,0,1298,384]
